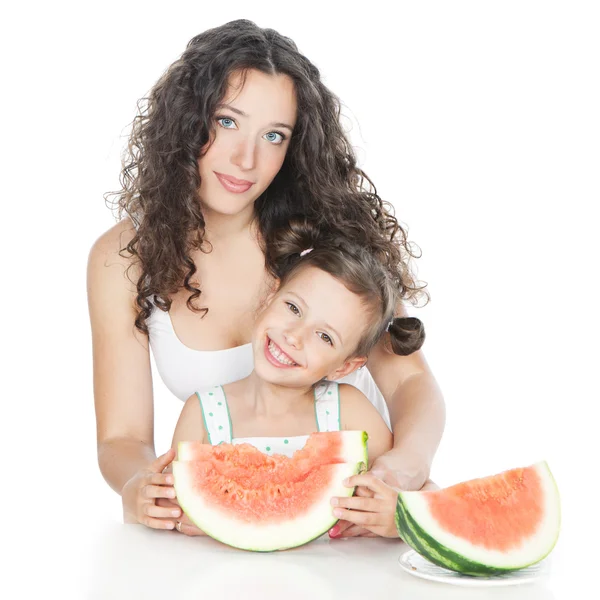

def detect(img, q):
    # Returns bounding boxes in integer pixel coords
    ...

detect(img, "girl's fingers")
[329,519,352,537]
[156,497,181,510]
[332,507,378,527]
[143,484,177,500]
[336,524,374,538]
[174,514,205,536]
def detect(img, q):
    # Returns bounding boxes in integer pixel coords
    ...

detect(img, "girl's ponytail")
[387,316,425,356]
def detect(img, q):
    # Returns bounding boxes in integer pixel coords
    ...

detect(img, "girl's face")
[252,266,369,388]
[197,69,297,221]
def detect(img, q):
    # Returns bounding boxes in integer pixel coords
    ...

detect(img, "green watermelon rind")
[394,461,561,577]
[175,459,367,552]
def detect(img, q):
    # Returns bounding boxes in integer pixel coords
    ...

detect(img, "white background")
[2,1,598,597]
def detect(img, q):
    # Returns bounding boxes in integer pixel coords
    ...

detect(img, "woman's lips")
[264,337,298,369]
[214,172,254,193]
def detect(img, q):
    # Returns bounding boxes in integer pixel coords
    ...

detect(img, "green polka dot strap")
[196,385,233,445]
[314,380,341,432]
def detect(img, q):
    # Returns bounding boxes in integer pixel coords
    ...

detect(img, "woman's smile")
[214,171,255,194]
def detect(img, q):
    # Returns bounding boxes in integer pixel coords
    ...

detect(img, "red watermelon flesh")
[173,431,368,551]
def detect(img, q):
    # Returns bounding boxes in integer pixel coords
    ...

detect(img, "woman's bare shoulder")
[87,217,141,294]
[88,217,137,265]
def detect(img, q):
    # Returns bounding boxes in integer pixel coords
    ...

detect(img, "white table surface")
[74,521,572,600]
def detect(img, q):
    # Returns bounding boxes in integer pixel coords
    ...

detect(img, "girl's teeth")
[268,340,297,366]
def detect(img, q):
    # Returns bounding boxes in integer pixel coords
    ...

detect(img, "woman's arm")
[366,334,445,491]
[88,218,180,529]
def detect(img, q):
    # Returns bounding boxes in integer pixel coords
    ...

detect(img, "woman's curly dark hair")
[105,19,428,334]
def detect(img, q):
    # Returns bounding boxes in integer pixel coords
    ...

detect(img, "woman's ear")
[326,356,367,382]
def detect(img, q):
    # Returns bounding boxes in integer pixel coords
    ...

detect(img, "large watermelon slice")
[395,461,561,576]
[173,431,368,551]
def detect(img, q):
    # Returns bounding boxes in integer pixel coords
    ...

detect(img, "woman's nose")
[231,136,256,171]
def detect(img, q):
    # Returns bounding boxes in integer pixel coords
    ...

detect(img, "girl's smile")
[264,336,300,368]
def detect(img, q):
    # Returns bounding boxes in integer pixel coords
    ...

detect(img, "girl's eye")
[286,302,300,315]
[318,332,333,346]
[216,117,237,129]
[263,131,285,145]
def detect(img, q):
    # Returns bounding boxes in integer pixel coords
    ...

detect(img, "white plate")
[398,549,548,587]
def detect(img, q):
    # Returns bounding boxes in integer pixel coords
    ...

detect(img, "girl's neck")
[241,371,315,418]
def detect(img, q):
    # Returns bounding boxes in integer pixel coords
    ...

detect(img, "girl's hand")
[121,449,182,530]
[329,473,400,538]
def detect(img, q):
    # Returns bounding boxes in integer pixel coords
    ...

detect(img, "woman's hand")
[156,497,206,536]
[121,449,182,530]
[370,448,430,491]
[329,473,400,538]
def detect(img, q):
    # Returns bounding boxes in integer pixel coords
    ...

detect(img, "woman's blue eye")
[264,131,285,144]
[286,302,300,315]
[217,117,237,129]
[318,332,333,346]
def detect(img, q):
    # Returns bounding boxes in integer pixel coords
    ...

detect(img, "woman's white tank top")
[147,304,391,429]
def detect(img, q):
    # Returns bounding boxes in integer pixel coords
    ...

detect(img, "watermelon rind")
[174,460,366,551]
[395,461,561,576]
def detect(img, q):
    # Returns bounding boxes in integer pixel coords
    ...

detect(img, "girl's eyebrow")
[215,103,294,133]
[286,291,343,344]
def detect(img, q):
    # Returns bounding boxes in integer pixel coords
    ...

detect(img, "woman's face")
[197,69,297,221]
[252,266,368,389]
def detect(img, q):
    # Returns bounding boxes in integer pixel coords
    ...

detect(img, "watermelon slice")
[173,431,368,551]
[395,461,561,576]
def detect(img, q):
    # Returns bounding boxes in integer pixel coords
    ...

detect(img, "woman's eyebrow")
[215,103,294,132]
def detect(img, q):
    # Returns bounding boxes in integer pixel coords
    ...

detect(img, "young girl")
[168,222,434,539]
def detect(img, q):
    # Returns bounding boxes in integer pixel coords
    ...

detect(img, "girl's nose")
[283,327,303,350]
[231,136,256,171]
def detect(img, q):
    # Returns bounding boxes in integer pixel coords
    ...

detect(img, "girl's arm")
[366,327,445,491]
[171,393,206,452]
[338,383,393,468]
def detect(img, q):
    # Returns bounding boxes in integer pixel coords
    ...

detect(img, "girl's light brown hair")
[269,219,426,357]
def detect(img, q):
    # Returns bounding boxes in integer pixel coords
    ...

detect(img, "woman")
[87,19,445,537]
